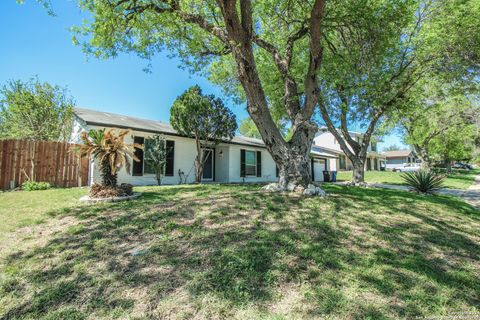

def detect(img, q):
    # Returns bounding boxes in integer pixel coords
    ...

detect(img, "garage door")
[313,159,326,182]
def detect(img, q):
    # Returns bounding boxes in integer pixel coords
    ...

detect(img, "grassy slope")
[337,169,480,189]
[0,188,88,242]
[0,185,479,319]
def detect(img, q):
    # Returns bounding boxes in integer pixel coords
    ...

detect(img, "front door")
[202,149,214,181]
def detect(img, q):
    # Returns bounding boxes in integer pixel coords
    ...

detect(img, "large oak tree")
[42,0,478,186]
[67,0,329,188]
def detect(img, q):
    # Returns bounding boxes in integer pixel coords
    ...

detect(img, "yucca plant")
[76,129,141,187]
[400,170,445,194]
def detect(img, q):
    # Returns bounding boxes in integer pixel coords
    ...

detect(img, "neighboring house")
[313,128,386,171]
[382,150,419,169]
[72,108,339,186]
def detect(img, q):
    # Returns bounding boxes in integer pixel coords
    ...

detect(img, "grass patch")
[337,169,480,189]
[0,184,479,319]
[0,187,88,241]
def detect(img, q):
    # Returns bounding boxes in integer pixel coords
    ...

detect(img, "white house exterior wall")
[72,120,278,186]
[214,145,230,183]
[328,158,337,171]
[86,126,199,185]
[313,131,376,153]
[72,115,344,186]
[227,144,277,183]
[314,131,343,152]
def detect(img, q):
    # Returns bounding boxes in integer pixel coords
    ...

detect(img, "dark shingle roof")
[74,107,266,148]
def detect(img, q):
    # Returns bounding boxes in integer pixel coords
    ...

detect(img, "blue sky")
[0,0,405,151]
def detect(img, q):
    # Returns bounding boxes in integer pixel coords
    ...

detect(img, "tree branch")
[120,0,230,44]
[317,98,356,160]
[336,86,360,153]
[302,0,326,120]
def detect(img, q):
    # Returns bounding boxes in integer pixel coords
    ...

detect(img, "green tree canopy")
[170,85,237,183]
[144,135,171,185]
[0,78,75,141]
[396,77,480,168]
[383,144,406,152]
[30,0,480,187]
[239,118,261,139]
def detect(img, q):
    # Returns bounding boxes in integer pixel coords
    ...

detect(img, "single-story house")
[382,150,419,169]
[72,108,339,186]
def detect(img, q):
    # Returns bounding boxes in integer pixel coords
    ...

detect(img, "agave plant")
[400,170,445,194]
[76,129,142,187]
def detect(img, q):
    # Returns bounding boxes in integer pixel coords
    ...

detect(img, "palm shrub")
[76,129,141,194]
[400,170,445,194]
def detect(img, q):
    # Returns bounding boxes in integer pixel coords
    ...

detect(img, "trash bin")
[330,171,337,182]
[322,170,330,182]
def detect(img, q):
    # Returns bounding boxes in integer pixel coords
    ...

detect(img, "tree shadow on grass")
[1,184,479,319]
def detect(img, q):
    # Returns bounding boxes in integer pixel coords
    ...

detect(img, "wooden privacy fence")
[0,139,90,190]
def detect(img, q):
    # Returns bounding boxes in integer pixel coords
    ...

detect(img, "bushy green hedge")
[21,181,51,191]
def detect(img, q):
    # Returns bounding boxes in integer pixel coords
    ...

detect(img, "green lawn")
[0,184,479,319]
[0,187,88,242]
[337,169,480,189]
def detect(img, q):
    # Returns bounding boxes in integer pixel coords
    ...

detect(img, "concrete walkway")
[460,175,480,210]
[334,174,480,210]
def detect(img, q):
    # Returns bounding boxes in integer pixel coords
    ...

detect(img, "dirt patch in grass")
[0,215,79,260]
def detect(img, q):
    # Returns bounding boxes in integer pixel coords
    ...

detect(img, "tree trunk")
[194,138,204,184]
[217,1,323,190]
[277,152,312,188]
[445,160,452,174]
[194,156,204,184]
[414,145,431,170]
[351,158,365,184]
[100,158,117,187]
[274,121,317,188]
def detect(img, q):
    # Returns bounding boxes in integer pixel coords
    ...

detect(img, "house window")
[371,142,377,152]
[165,140,175,176]
[135,137,174,176]
[132,136,144,176]
[245,150,256,176]
[339,155,346,170]
[143,138,155,174]
[240,149,262,177]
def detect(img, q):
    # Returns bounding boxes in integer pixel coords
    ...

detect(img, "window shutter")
[240,149,246,177]
[276,165,279,178]
[132,136,144,176]
[311,158,315,181]
[165,140,175,176]
[256,151,262,177]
